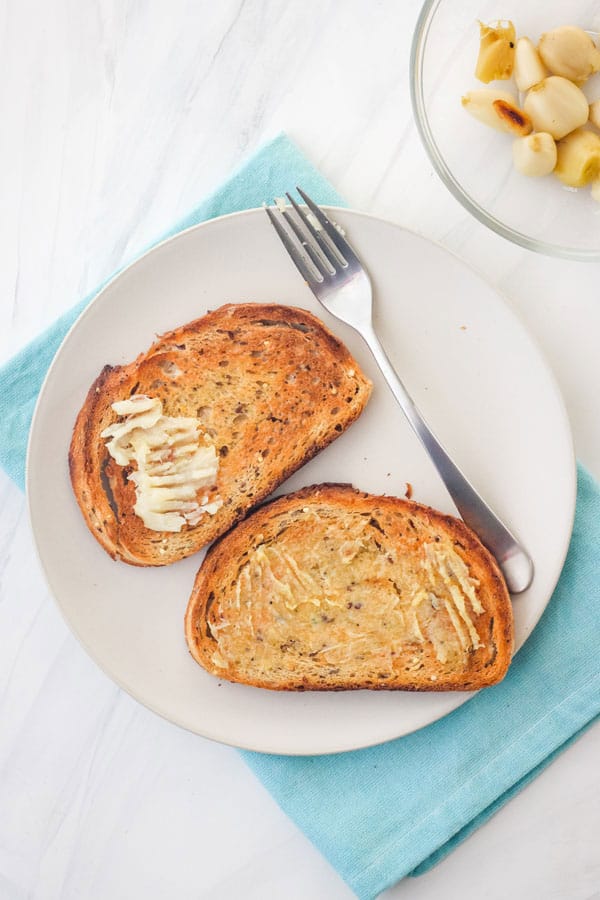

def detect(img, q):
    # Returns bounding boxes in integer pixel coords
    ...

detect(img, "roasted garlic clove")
[524,76,589,140]
[589,99,600,130]
[555,128,600,187]
[492,99,533,136]
[538,25,600,84]
[512,132,557,176]
[475,20,516,83]
[514,37,547,92]
[462,89,532,135]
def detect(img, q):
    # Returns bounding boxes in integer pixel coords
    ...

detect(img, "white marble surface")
[1,1,599,897]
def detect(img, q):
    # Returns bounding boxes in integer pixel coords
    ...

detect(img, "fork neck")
[360,325,417,419]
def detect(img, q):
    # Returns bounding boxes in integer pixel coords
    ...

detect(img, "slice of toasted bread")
[185,484,513,691]
[69,304,371,566]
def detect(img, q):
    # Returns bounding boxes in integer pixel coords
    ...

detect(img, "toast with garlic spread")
[185,484,513,691]
[69,304,371,566]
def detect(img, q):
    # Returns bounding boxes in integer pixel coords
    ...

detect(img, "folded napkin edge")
[409,711,600,879]
[350,672,600,897]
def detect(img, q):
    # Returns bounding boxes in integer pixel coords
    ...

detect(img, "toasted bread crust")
[69,305,372,566]
[185,484,514,691]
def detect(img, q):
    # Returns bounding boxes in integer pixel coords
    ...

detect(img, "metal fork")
[266,187,533,594]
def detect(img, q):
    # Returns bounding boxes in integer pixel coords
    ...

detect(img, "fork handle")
[363,326,533,594]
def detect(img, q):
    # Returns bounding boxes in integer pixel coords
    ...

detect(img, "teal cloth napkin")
[1,134,599,900]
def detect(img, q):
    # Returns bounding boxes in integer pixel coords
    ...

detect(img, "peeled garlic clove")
[538,25,600,84]
[591,179,600,202]
[524,76,589,140]
[462,89,531,135]
[589,99,600,130]
[514,37,547,92]
[475,20,516,83]
[512,132,557,176]
[555,128,600,187]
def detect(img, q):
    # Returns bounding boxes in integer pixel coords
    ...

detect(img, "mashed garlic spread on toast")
[185,485,514,691]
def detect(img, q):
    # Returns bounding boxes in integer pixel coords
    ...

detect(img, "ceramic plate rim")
[26,206,577,755]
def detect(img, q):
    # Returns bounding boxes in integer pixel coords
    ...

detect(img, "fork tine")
[290,190,348,269]
[295,186,359,266]
[265,206,324,284]
[284,193,337,275]
[280,200,335,276]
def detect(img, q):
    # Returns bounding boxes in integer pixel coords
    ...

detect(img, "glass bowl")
[411,0,600,259]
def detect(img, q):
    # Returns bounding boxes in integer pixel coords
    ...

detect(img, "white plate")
[27,208,576,756]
